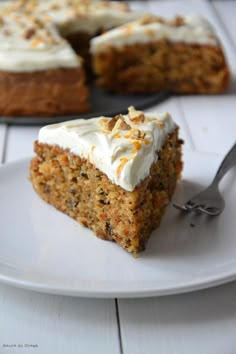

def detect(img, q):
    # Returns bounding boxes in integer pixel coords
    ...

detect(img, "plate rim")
[0,265,236,298]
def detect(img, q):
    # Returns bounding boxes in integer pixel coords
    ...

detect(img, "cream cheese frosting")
[38,107,176,191]
[90,14,219,53]
[0,12,80,72]
[37,0,142,36]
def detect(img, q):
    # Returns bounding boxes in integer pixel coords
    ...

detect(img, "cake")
[30,107,183,254]
[0,1,230,118]
[0,0,141,116]
[37,0,141,55]
[9,0,142,73]
[91,15,230,94]
[0,12,89,116]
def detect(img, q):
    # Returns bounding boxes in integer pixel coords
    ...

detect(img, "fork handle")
[212,142,236,186]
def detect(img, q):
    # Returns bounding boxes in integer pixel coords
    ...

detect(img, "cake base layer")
[30,129,182,254]
[93,41,229,94]
[0,67,89,116]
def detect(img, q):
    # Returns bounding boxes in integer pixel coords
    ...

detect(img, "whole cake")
[0,1,230,118]
[0,11,89,116]
[30,107,183,254]
[0,0,141,116]
[91,15,230,94]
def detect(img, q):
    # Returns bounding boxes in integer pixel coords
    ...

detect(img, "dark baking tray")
[0,84,170,125]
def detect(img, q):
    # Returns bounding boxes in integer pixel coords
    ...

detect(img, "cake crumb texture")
[93,41,229,94]
[0,67,89,116]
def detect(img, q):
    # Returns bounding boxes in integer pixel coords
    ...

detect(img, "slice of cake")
[0,11,89,116]
[30,107,183,254]
[91,15,230,94]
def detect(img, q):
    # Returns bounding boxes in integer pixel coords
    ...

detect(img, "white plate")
[0,150,236,298]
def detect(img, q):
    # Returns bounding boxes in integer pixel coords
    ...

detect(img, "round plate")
[0,85,169,125]
[0,150,236,298]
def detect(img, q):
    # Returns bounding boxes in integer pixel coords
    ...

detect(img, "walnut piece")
[170,16,185,27]
[113,115,131,131]
[128,106,145,124]
[140,14,185,27]
[140,15,165,26]
[0,17,4,27]
[24,27,36,39]
[100,115,131,132]
[132,129,146,140]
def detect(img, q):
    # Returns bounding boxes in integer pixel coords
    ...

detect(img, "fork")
[173,142,236,216]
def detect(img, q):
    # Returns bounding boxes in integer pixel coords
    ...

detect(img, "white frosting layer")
[37,0,141,35]
[0,13,80,72]
[38,109,176,191]
[90,14,219,53]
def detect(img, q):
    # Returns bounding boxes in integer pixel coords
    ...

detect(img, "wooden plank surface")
[2,132,120,353]
[1,122,121,354]
[5,126,39,162]
[118,282,236,354]
[118,1,236,353]
[213,1,236,50]
[0,125,7,163]
[0,284,120,354]
[0,1,236,354]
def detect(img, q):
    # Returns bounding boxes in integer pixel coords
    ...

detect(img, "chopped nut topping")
[113,115,131,131]
[34,18,44,29]
[140,15,165,26]
[132,129,146,139]
[128,106,145,124]
[170,16,185,27]
[140,14,185,27]
[24,27,36,39]
[100,115,131,132]
[100,116,118,131]
[107,116,119,130]
[50,4,60,10]
[124,129,146,140]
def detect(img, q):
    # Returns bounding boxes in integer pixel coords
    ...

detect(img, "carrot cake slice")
[0,11,89,116]
[30,107,183,254]
[91,15,230,94]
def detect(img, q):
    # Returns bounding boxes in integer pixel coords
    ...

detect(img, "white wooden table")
[1,1,236,353]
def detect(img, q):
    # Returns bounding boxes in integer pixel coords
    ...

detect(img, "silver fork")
[173,142,236,216]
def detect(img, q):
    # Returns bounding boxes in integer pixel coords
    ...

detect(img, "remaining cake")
[30,107,183,254]
[91,15,230,94]
[12,0,142,72]
[0,12,89,116]
[37,0,141,46]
